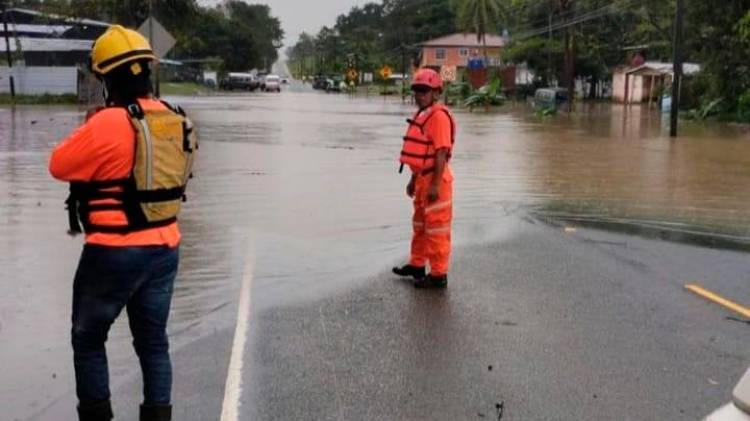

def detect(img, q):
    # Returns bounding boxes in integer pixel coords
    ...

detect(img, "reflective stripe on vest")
[399,103,455,172]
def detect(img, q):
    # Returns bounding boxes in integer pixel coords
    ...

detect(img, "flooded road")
[2,90,750,420]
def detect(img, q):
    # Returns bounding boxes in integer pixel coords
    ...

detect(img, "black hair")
[102,59,153,107]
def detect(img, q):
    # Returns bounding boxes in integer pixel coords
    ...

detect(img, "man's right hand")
[406,180,415,198]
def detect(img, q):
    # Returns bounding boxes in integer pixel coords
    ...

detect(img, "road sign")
[440,65,457,83]
[138,17,176,58]
[346,68,359,82]
[379,65,393,80]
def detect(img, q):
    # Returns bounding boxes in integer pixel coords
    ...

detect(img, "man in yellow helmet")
[49,25,197,421]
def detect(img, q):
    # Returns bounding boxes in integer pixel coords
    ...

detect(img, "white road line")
[220,252,254,421]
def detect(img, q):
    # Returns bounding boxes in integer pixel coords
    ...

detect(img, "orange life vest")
[399,103,455,173]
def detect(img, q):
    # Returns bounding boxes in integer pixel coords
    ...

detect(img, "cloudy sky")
[199,0,373,49]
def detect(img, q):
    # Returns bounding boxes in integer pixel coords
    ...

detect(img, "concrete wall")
[0,66,78,95]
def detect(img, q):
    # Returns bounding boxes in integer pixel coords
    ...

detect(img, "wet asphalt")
[4,87,749,420]
[28,215,750,421]
[235,218,748,421]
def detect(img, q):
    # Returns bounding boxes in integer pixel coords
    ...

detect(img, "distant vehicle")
[263,75,281,92]
[281,77,289,84]
[312,75,328,90]
[325,76,344,93]
[220,73,259,91]
[533,87,569,110]
[705,368,750,421]
[257,72,269,90]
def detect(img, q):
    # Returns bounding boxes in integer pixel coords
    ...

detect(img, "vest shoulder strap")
[159,99,186,116]
[125,102,145,119]
[125,101,186,120]
[420,104,450,123]
[422,105,455,137]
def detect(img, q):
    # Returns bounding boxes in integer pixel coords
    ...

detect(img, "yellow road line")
[685,284,750,319]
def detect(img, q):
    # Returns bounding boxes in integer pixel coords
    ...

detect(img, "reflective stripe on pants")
[409,172,453,276]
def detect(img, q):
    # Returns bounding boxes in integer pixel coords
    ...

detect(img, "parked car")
[705,368,750,421]
[533,87,569,110]
[257,72,268,90]
[220,73,259,91]
[325,76,344,93]
[312,75,328,90]
[263,75,281,92]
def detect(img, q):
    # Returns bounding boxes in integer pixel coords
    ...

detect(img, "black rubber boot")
[140,404,172,421]
[392,264,426,279]
[414,274,448,289]
[77,400,113,421]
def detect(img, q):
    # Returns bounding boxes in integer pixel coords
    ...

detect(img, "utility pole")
[670,0,684,137]
[547,8,553,85]
[2,1,15,99]
[560,0,575,112]
[148,0,160,97]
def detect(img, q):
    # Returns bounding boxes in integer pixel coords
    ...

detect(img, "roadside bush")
[679,74,712,111]
[736,90,750,122]
[444,82,470,106]
[464,78,506,111]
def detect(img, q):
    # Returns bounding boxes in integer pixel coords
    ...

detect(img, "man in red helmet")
[393,68,456,288]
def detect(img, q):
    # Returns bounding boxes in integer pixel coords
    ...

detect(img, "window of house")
[459,48,469,57]
[436,48,447,61]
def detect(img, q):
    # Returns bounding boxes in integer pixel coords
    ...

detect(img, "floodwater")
[2,89,750,419]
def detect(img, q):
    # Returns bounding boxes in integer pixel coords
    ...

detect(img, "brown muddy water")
[2,91,750,419]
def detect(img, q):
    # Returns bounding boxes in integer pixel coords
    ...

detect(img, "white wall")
[630,76,645,103]
[613,72,626,102]
[0,66,78,95]
[613,72,650,103]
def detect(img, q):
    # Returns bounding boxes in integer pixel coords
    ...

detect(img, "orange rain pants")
[409,172,453,276]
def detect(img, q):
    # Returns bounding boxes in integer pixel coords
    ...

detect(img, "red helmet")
[411,68,443,90]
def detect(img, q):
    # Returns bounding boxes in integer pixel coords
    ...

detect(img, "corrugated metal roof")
[8,37,93,52]
[7,8,110,27]
[422,33,506,48]
[626,61,701,76]
[2,24,72,35]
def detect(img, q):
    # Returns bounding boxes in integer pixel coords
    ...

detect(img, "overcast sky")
[198,0,372,49]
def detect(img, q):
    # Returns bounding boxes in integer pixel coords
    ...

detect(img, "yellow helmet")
[91,25,157,76]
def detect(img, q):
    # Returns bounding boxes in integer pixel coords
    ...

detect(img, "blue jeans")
[71,244,179,406]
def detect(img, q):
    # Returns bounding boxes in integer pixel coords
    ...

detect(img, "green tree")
[11,0,283,72]
[455,0,503,58]
[223,2,284,71]
[678,0,750,114]
[288,0,457,77]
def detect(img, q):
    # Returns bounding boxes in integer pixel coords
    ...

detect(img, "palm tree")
[456,0,503,62]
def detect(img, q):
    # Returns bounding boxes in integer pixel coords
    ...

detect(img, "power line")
[509,0,642,42]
